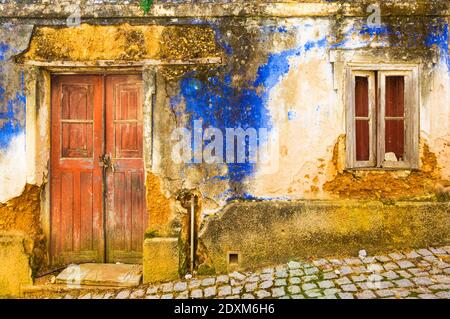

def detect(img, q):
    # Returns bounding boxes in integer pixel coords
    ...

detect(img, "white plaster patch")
[250,23,340,199]
[0,133,27,203]
[293,18,329,50]
[425,61,450,179]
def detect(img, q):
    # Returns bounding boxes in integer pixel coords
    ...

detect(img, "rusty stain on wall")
[146,172,173,236]
[323,141,445,200]
[0,184,45,273]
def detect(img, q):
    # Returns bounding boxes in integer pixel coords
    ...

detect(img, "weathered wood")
[346,65,419,170]
[51,74,147,265]
[105,75,147,264]
[347,70,376,168]
[51,75,104,265]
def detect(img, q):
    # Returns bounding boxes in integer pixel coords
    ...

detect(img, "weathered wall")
[201,200,450,273]
[20,24,221,62]
[150,9,450,232]
[0,0,448,277]
[0,184,45,273]
[0,24,33,203]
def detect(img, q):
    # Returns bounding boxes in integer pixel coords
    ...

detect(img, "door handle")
[99,153,115,172]
[99,154,109,169]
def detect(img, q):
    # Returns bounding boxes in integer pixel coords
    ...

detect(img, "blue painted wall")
[169,18,449,201]
[0,39,26,150]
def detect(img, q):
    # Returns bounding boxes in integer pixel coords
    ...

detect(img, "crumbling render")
[0,184,46,275]
[18,24,222,63]
[324,139,449,200]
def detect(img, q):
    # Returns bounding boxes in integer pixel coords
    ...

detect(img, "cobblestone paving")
[32,246,450,299]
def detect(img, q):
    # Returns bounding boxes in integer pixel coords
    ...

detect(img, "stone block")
[0,231,33,297]
[143,237,179,283]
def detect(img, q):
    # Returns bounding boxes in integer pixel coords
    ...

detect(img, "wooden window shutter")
[378,70,419,169]
[347,71,376,168]
[385,76,405,161]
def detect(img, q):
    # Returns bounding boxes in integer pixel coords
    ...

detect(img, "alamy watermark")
[367,3,382,27]
[66,1,81,27]
[170,120,280,175]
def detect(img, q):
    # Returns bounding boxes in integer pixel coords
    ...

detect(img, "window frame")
[346,63,420,170]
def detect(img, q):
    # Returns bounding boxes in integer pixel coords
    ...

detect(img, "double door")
[51,74,147,264]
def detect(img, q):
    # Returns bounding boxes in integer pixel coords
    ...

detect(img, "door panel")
[105,75,146,263]
[51,75,104,265]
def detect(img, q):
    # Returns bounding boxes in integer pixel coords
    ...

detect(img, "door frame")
[24,67,156,266]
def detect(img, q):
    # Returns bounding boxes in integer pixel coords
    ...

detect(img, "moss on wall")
[19,23,221,62]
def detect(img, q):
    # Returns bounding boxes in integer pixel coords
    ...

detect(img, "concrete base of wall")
[0,231,33,297]
[143,237,179,283]
[200,200,450,274]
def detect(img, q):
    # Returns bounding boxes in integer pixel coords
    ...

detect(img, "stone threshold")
[55,263,142,288]
[21,263,143,297]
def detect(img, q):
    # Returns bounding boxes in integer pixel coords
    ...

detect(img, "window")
[346,65,419,169]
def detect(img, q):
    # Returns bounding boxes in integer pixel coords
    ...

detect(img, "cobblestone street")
[28,246,450,300]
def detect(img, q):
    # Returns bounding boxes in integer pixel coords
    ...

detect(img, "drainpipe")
[177,189,198,274]
[190,195,195,273]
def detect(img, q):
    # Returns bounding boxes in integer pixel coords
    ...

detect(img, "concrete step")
[55,263,142,288]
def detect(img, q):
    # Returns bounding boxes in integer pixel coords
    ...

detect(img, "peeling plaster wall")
[0,25,33,203]
[248,15,450,200]
[0,1,448,271]
[162,15,450,212]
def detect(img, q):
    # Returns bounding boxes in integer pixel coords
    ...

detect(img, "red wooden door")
[105,75,147,264]
[51,74,146,265]
[51,75,104,264]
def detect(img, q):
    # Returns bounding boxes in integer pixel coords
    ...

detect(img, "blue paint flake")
[425,22,449,70]
[254,49,297,89]
[260,26,289,34]
[0,93,26,149]
[0,42,9,61]
[0,86,4,103]
[287,110,297,121]
[255,36,328,89]
[359,25,391,36]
